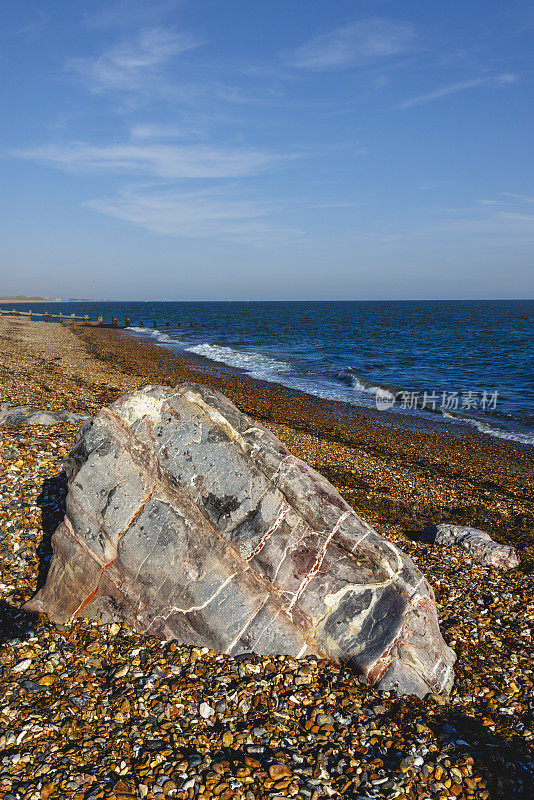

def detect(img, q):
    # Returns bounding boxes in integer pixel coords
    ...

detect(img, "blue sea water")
[5,299,533,445]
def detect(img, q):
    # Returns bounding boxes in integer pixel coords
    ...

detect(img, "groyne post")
[98,316,103,326]
[140,321,144,327]
[59,313,63,323]
[153,321,157,328]
[29,310,32,319]
[44,312,48,322]
[125,318,130,327]
[112,318,117,328]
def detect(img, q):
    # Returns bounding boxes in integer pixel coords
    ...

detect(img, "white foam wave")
[349,376,381,394]
[186,342,291,381]
[125,331,532,446]
[442,412,534,446]
[129,326,174,344]
[339,368,396,399]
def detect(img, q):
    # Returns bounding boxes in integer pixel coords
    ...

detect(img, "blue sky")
[1,0,533,299]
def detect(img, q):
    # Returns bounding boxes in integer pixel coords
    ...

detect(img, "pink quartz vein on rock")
[26,384,455,697]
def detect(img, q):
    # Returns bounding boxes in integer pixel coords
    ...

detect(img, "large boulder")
[26,384,455,696]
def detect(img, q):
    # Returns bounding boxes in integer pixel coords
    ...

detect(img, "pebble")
[199,701,215,719]
[268,764,293,780]
[11,658,32,673]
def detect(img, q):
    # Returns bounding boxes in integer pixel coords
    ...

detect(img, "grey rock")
[20,680,47,693]
[422,523,519,569]
[0,404,90,426]
[26,384,455,697]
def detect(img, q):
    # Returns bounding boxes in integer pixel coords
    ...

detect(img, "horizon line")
[4,297,533,304]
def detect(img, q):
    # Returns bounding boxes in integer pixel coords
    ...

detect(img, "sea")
[6,299,533,446]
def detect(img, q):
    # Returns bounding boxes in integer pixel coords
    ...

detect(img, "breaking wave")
[129,326,174,344]
[442,412,534,446]
[338,367,398,399]
[126,330,532,447]
[185,342,292,382]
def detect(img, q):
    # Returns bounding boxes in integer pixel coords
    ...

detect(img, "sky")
[1,0,533,300]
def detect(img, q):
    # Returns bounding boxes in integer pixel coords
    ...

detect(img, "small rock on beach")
[423,523,520,569]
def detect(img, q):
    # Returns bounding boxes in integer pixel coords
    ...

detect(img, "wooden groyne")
[0,308,171,329]
[0,308,93,322]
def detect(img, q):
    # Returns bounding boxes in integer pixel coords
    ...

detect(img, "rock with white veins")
[0,404,90,426]
[422,523,520,569]
[25,384,455,696]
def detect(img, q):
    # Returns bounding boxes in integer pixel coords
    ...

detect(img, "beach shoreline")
[121,324,534,447]
[1,315,533,799]
[3,298,532,447]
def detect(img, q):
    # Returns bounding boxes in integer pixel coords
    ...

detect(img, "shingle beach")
[0,317,532,800]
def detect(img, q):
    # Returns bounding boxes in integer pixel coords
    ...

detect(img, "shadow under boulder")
[34,472,69,591]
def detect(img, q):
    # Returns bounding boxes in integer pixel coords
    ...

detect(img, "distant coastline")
[0,296,76,303]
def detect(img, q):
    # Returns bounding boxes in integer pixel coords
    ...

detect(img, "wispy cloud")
[419,180,455,191]
[498,212,534,222]
[12,141,287,178]
[500,192,534,203]
[363,196,534,248]
[399,72,518,108]
[285,18,416,71]
[68,27,202,93]
[11,136,301,244]
[86,185,301,245]
[11,9,48,39]
[478,192,534,206]
[130,123,191,140]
